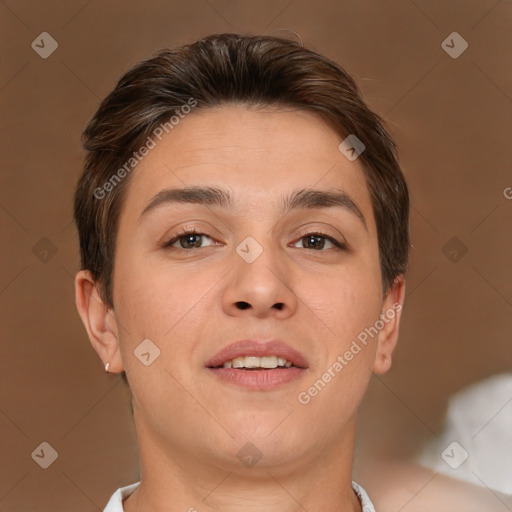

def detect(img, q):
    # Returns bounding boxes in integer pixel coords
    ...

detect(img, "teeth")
[244,356,261,368]
[221,355,294,369]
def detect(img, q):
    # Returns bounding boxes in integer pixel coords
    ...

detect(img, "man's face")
[111,104,390,469]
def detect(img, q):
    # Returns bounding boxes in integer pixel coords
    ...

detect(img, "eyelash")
[162,227,347,252]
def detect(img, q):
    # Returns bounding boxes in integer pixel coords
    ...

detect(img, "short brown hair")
[74,33,410,310]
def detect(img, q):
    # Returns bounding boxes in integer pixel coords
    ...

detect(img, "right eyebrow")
[138,185,231,223]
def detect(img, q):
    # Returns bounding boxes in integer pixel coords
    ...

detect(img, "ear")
[372,274,406,375]
[75,269,124,373]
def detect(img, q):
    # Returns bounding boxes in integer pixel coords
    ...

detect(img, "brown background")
[1,1,511,510]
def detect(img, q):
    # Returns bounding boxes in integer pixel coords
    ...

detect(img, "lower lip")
[207,367,307,390]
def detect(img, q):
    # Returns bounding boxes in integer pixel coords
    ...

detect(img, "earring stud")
[105,362,110,373]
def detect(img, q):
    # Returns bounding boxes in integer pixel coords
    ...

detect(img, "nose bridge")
[235,232,285,289]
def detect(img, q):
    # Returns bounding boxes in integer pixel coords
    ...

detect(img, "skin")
[75,104,406,512]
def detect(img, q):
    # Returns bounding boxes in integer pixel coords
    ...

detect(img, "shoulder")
[416,373,512,494]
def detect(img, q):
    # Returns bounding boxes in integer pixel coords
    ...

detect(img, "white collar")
[103,480,376,511]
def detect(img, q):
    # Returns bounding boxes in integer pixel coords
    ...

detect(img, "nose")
[221,241,298,319]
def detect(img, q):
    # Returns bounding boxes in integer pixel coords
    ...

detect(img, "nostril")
[236,301,250,310]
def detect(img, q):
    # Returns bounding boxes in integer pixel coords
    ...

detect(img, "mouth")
[205,340,309,390]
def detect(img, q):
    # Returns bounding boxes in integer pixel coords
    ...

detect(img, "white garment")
[416,373,512,495]
[103,480,377,511]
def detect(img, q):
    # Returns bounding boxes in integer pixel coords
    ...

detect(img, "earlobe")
[74,270,124,373]
[372,275,406,375]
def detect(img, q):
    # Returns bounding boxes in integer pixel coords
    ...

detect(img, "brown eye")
[293,232,346,251]
[163,230,217,250]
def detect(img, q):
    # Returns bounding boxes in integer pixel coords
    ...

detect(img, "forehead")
[120,105,375,230]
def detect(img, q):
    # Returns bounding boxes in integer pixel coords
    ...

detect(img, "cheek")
[300,264,383,348]
[114,259,198,337]
[112,252,223,369]
[297,275,380,421]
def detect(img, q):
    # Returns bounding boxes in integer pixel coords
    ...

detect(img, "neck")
[123,415,362,512]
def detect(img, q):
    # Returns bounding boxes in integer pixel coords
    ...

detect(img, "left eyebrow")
[138,185,368,231]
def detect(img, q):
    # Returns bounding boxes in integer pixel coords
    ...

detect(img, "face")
[84,104,403,472]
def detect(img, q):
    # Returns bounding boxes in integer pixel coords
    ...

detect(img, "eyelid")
[160,222,219,245]
[294,226,347,245]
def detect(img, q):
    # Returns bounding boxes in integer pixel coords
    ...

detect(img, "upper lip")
[205,340,309,369]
